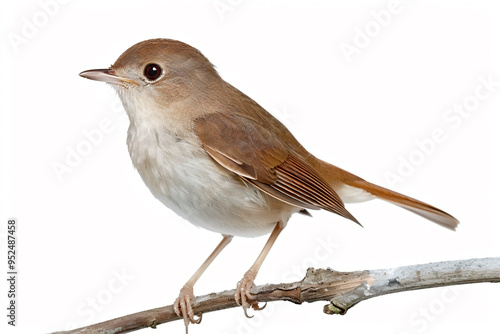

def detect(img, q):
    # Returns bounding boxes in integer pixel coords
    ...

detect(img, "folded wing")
[195,113,359,224]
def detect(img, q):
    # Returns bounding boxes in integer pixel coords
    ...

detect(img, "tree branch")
[51,257,500,334]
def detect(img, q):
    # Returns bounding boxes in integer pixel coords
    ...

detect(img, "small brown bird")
[80,38,458,330]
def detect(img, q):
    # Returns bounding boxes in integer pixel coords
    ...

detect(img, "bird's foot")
[174,285,202,332]
[235,269,267,318]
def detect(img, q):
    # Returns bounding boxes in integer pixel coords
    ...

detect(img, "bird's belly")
[127,129,293,237]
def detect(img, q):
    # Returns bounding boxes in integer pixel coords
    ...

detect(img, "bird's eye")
[144,63,162,81]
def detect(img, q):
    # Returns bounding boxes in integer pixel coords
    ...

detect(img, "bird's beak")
[79,68,139,87]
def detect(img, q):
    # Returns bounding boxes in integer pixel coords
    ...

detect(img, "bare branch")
[324,257,500,314]
[51,257,500,334]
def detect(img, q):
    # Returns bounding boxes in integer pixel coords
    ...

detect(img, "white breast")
[126,119,293,237]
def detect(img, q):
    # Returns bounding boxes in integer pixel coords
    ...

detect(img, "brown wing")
[194,113,359,224]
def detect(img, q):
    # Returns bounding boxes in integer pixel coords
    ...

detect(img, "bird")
[80,38,458,331]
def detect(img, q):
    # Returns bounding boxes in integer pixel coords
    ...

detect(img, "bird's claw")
[235,270,265,317]
[253,301,267,311]
[174,285,202,332]
[243,302,267,318]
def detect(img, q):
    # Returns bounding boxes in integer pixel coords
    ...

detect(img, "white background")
[1,0,499,333]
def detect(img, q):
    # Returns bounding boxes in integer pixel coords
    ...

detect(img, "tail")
[345,179,459,230]
[305,156,459,230]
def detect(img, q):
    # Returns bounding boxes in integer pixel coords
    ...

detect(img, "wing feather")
[195,113,358,224]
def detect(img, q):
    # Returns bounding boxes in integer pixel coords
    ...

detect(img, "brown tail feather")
[346,179,459,230]
[303,156,459,230]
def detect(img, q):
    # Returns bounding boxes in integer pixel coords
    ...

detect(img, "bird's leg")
[174,234,233,331]
[235,221,285,315]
